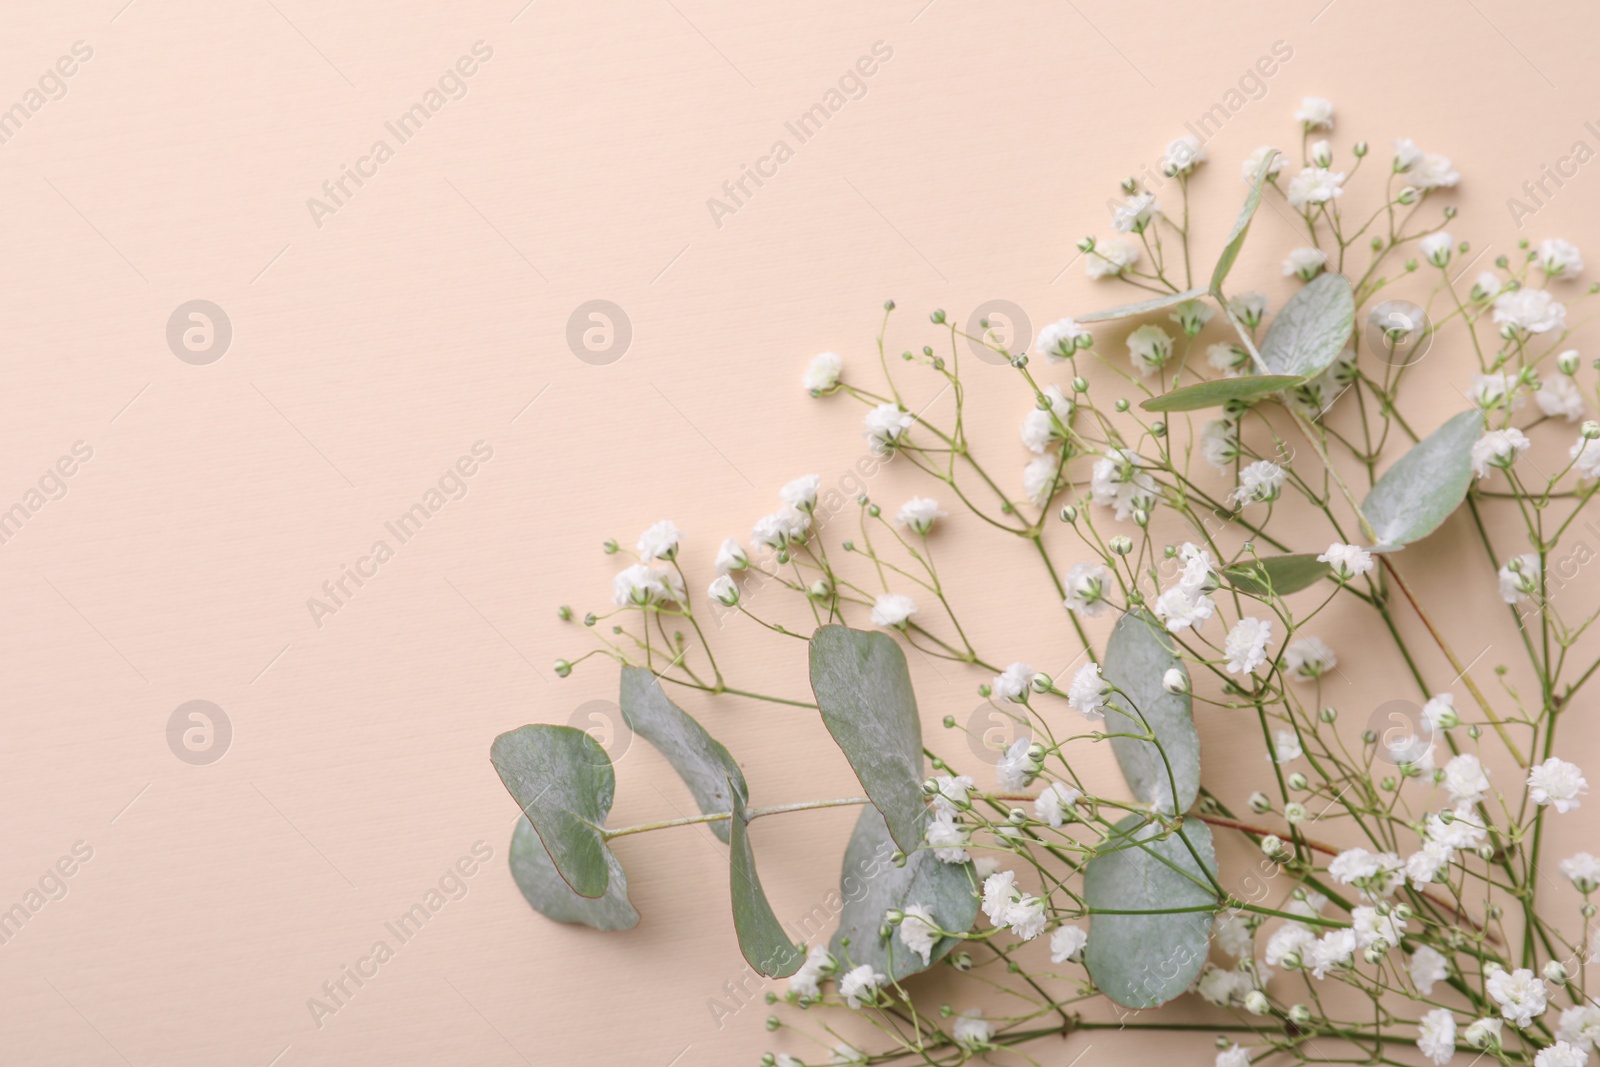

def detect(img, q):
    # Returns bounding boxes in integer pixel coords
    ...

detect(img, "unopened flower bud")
[1288,772,1308,791]
[1072,376,1089,393]
[1109,536,1133,556]
[949,950,973,971]
[1161,668,1189,695]
[1284,802,1307,824]
[1244,990,1270,1015]
[1397,186,1419,205]
[1260,834,1285,859]
[1288,1004,1311,1026]
[554,659,572,677]
[1558,350,1581,375]
[1248,791,1271,814]
[1059,504,1078,523]
[1583,420,1600,441]
[1543,960,1568,984]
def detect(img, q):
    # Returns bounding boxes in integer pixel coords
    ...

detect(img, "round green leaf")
[1141,374,1304,413]
[828,805,979,982]
[621,667,746,843]
[1077,287,1209,324]
[1361,409,1483,546]
[1222,553,1333,596]
[509,816,638,930]
[728,786,805,978]
[809,625,927,855]
[1084,815,1219,1008]
[490,724,616,898]
[1260,273,1354,378]
[1101,611,1198,814]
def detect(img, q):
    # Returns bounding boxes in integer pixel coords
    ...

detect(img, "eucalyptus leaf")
[828,804,979,982]
[1077,287,1208,324]
[809,625,928,854]
[509,816,638,930]
[1222,553,1333,596]
[490,724,619,898]
[1211,150,1278,294]
[1084,815,1219,1008]
[1361,409,1483,547]
[1100,611,1198,814]
[1141,374,1303,413]
[620,666,745,843]
[728,786,805,978]
[1259,273,1354,378]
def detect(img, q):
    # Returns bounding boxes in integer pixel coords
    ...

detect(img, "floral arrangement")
[493,96,1600,1067]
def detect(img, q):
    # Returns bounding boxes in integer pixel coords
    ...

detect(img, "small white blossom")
[1163,134,1206,175]
[1528,757,1588,813]
[1472,428,1531,478]
[864,402,914,455]
[1112,191,1160,233]
[1464,1017,1503,1048]
[1352,905,1406,949]
[1067,662,1110,721]
[1126,323,1175,377]
[1023,452,1063,506]
[1318,542,1375,580]
[1271,729,1303,764]
[707,574,739,606]
[951,1009,994,1051]
[1423,693,1459,731]
[929,775,973,817]
[992,662,1037,703]
[1538,238,1585,280]
[1283,637,1337,682]
[981,870,1018,925]
[803,351,843,393]
[1063,562,1113,617]
[1231,460,1286,505]
[1242,146,1284,182]
[1420,232,1454,267]
[780,475,821,512]
[788,943,835,999]
[1329,847,1404,900]
[1035,781,1081,828]
[838,964,886,1009]
[1287,167,1346,209]
[1283,246,1328,280]
[611,563,684,607]
[1090,449,1157,520]
[1201,417,1239,470]
[1170,298,1215,336]
[924,812,970,864]
[1470,371,1523,411]
[1538,374,1586,421]
[1225,617,1273,674]
[1197,963,1252,1005]
[1559,853,1600,894]
[896,496,947,534]
[1228,290,1270,328]
[1558,1003,1600,1048]
[1487,966,1548,1028]
[1472,271,1507,302]
[715,537,748,573]
[1412,153,1460,190]
[870,593,917,628]
[1265,921,1315,968]
[1295,96,1334,129]
[896,903,940,965]
[1573,436,1600,480]
[1499,553,1542,605]
[1208,342,1252,376]
[1394,138,1424,171]
[1085,238,1141,279]
[1444,753,1491,803]
[1005,893,1047,940]
[1020,385,1073,453]
[637,519,682,560]
[1535,1041,1590,1067]
[752,506,810,549]
[996,736,1039,790]
[1410,945,1450,995]
[1306,928,1356,979]
[1217,1045,1253,1067]
[1418,1009,1457,1066]
[1494,288,1567,334]
[1037,317,1091,361]
[1050,923,1088,963]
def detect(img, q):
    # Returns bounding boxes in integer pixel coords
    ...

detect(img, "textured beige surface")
[3,1,1599,1063]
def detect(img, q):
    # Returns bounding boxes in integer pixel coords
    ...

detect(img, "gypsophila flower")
[1271,729,1303,764]
[1573,436,1600,479]
[637,520,682,560]
[1443,753,1491,803]
[715,537,748,573]
[1085,238,1141,279]
[1005,893,1047,941]
[1283,245,1329,280]
[707,574,739,607]
[1155,543,1218,633]
[1049,923,1088,963]
[1470,371,1523,411]
[1410,945,1450,995]
[1422,692,1459,731]
[1197,964,1252,1006]
[1487,966,1548,1028]
[838,964,886,1009]
[1228,289,1270,329]
[1201,417,1239,470]
[1211,912,1253,959]
[611,563,684,607]
[1090,448,1157,520]
[1329,847,1404,900]
[1287,167,1345,209]
[1169,298,1214,336]
[870,593,917,628]
[1035,781,1081,828]
[1296,96,1334,129]
[831,1043,867,1066]
[992,662,1037,703]
[1537,373,1586,422]
[1231,460,1286,506]
[1560,853,1600,894]
[864,402,914,455]
[1499,553,1542,605]
[1307,928,1356,979]
[1062,561,1113,617]
[1538,238,1585,279]
[1464,1017,1504,1048]
[951,1009,994,1051]
[1242,145,1285,183]
[1067,662,1111,721]
[1208,342,1252,376]
[1535,1041,1589,1067]
[1472,428,1531,477]
[1318,542,1375,580]
[1020,385,1073,453]
[1112,192,1160,233]
[776,1054,803,1067]
[924,812,970,864]
[1225,617,1273,674]
[896,496,947,534]
[752,506,810,550]
[1558,1004,1600,1048]
[1265,921,1315,968]
[996,737,1039,790]
[1420,231,1453,267]
[1351,905,1405,949]
[1217,1045,1253,1067]
[1472,271,1506,301]
[1126,323,1175,377]
[1023,452,1062,506]
[896,904,939,965]
[1494,288,1567,334]
[1412,152,1460,189]
[929,774,973,817]
[1406,839,1452,887]
[981,870,1018,925]
[1283,637,1337,682]
[1309,139,1332,167]
[1418,1009,1457,1066]
[780,474,820,512]
[1163,135,1206,175]
[803,351,843,393]
[1037,317,1091,361]
[1528,757,1588,813]
[787,943,835,999]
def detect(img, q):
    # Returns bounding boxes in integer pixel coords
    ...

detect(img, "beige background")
[3,0,1599,1063]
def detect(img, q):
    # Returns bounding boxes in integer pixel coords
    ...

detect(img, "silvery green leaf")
[509,816,638,930]
[728,786,805,977]
[1222,553,1332,596]
[1211,150,1277,294]
[1078,287,1208,324]
[1083,815,1218,1008]
[828,804,979,982]
[1259,273,1354,378]
[490,724,618,898]
[1141,374,1303,413]
[620,666,745,843]
[809,625,928,854]
[1361,409,1483,547]
[1100,611,1198,814]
